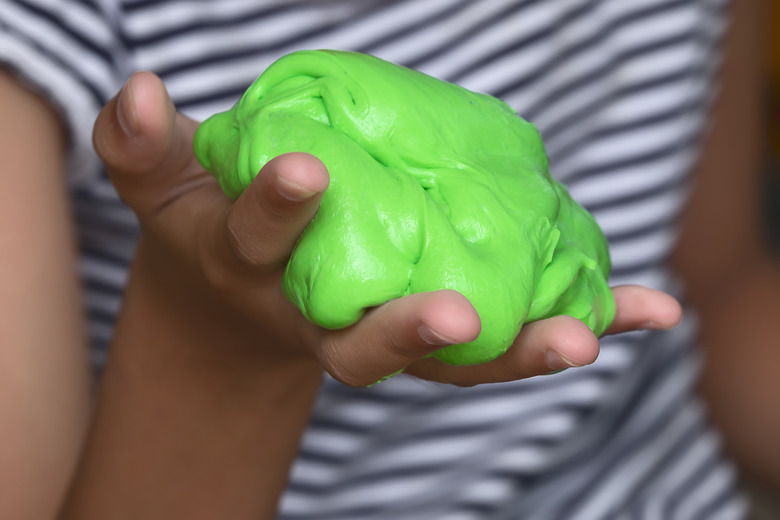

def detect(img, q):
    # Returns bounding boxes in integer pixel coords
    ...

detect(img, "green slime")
[193,50,615,366]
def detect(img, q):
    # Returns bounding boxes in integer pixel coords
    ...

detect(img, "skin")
[0,69,90,520]
[673,0,780,495]
[2,56,683,520]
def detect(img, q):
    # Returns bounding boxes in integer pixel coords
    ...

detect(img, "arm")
[0,67,684,518]
[60,245,324,519]
[60,72,683,518]
[672,0,780,491]
[0,70,90,519]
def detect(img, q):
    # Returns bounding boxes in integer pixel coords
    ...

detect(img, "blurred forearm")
[673,0,780,491]
[0,69,90,519]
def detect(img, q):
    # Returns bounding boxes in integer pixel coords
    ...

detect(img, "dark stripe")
[559,118,700,185]
[83,277,127,297]
[395,0,546,74]
[122,1,319,43]
[174,85,248,111]
[76,218,139,238]
[129,2,394,78]
[86,305,121,326]
[15,0,116,64]
[604,211,682,244]
[490,0,703,103]
[493,327,695,516]
[444,0,602,85]
[692,477,745,520]
[610,256,668,279]
[612,410,711,514]
[80,245,135,267]
[0,20,106,105]
[534,46,705,144]
[663,446,734,519]
[356,0,476,57]
[550,96,706,168]
[307,393,592,442]
[585,172,689,214]
[540,342,698,517]
[452,500,503,517]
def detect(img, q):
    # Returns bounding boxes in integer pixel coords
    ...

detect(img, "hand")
[94,72,682,388]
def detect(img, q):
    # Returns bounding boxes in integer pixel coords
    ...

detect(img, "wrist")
[66,253,323,519]
[111,247,323,393]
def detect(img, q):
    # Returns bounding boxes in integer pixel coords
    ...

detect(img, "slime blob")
[193,50,615,366]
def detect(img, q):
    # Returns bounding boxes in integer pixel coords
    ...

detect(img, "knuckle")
[225,212,273,268]
[317,341,371,388]
[197,228,240,295]
[200,246,236,295]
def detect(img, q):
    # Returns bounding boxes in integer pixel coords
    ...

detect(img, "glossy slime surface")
[193,50,615,366]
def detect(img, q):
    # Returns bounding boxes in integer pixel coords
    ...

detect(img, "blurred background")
[768,1,780,255]
[753,3,780,518]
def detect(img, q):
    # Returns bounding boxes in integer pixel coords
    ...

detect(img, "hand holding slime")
[193,50,615,366]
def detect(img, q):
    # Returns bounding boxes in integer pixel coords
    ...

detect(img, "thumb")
[92,71,208,218]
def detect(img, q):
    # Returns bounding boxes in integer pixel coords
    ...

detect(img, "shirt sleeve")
[0,0,127,185]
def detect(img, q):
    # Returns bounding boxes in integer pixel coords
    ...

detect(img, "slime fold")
[194,50,615,366]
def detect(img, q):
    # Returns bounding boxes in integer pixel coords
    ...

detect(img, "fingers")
[318,290,481,387]
[605,285,683,335]
[95,74,330,276]
[402,285,681,386]
[92,71,209,218]
[317,284,681,388]
[405,315,600,386]
[320,284,682,388]
[224,153,329,270]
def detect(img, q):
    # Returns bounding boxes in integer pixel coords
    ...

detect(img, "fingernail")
[116,80,139,136]
[419,324,456,346]
[544,350,581,371]
[276,175,319,201]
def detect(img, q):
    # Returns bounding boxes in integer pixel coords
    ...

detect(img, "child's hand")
[93,72,682,388]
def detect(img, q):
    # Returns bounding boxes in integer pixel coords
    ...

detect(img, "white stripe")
[79,257,129,287]
[608,265,671,291]
[22,0,117,47]
[370,0,527,73]
[130,7,335,71]
[162,58,267,104]
[554,102,703,181]
[0,1,117,95]
[596,189,686,239]
[673,461,742,520]
[87,320,114,344]
[418,1,563,87]
[0,34,102,184]
[608,226,678,269]
[574,402,702,519]
[83,289,122,316]
[564,146,696,206]
[610,3,700,51]
[123,0,292,39]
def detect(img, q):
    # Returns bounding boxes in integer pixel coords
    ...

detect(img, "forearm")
[61,245,323,520]
[0,69,90,520]
[694,255,780,490]
[673,0,780,492]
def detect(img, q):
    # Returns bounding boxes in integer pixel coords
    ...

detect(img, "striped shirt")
[0,1,746,518]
